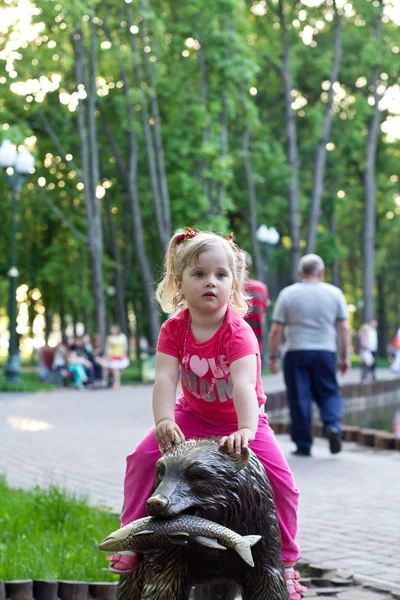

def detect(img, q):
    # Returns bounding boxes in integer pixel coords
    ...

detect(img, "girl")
[107,228,305,600]
[105,324,129,389]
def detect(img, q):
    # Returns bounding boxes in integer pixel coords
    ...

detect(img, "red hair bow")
[176,227,198,244]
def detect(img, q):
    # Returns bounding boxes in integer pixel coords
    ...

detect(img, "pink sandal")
[106,552,139,574]
[284,569,307,600]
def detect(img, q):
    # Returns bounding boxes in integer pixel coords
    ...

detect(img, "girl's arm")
[152,351,185,452]
[219,354,259,455]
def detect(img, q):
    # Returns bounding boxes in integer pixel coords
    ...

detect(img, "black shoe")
[291,449,311,457]
[327,428,342,454]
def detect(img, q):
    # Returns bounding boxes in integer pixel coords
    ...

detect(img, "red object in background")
[244,278,268,353]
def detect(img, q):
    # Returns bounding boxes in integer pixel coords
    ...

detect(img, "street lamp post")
[0,140,35,384]
[256,224,280,284]
[256,224,280,363]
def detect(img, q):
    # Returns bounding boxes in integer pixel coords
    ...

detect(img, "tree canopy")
[0,0,399,350]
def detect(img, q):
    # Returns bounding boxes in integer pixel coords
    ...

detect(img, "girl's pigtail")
[156,230,188,313]
[226,236,251,317]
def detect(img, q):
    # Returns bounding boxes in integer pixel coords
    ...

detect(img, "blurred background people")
[243,251,268,363]
[390,327,400,373]
[52,339,89,390]
[358,323,374,382]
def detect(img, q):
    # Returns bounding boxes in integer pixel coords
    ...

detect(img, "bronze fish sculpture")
[99,514,261,567]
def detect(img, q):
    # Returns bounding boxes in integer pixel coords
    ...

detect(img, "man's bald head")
[298,254,325,279]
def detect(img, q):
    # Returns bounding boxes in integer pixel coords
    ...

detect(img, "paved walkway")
[1,369,399,591]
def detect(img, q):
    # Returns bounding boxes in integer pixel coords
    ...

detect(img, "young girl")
[107,228,305,600]
[105,324,129,389]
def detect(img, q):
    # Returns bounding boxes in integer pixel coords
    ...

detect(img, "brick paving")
[0,370,399,593]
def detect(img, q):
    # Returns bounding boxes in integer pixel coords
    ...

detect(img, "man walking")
[268,254,350,456]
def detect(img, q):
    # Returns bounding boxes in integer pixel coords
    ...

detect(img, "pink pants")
[122,403,300,565]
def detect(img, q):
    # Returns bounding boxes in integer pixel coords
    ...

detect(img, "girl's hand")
[155,418,185,453]
[219,427,255,455]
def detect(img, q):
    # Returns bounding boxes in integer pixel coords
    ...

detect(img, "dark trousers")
[284,350,343,453]
[371,351,377,380]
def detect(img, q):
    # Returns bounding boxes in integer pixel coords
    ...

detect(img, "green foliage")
[0,476,119,581]
[0,0,399,339]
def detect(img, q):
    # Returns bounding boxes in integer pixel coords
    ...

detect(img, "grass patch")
[121,360,143,384]
[0,369,58,393]
[0,477,120,582]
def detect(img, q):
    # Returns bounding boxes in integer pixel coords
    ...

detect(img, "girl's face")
[179,246,235,315]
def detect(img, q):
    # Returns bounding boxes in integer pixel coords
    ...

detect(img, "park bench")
[37,345,73,387]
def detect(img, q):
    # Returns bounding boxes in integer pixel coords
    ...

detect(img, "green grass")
[121,360,143,384]
[350,355,391,369]
[0,368,58,392]
[0,477,120,581]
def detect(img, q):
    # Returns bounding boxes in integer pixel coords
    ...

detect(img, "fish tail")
[234,535,262,568]
[244,534,262,547]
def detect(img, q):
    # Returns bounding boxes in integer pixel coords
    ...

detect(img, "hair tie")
[226,233,241,253]
[176,227,198,245]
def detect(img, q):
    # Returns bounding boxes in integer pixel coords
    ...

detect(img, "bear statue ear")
[218,444,250,472]
[173,431,185,446]
[160,431,185,455]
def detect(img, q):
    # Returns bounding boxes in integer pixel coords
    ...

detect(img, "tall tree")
[362,0,384,322]
[72,16,106,344]
[306,0,342,253]
[277,0,301,281]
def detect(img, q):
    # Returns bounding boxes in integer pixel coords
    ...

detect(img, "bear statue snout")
[146,494,170,516]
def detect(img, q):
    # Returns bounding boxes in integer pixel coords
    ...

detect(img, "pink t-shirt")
[157,307,266,424]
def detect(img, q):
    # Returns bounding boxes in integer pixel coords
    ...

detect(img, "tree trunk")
[100,56,161,348]
[307,0,342,253]
[278,0,301,282]
[88,13,106,342]
[216,90,228,212]
[376,273,386,358]
[240,94,263,282]
[126,10,169,248]
[103,190,129,338]
[363,4,383,322]
[44,309,53,344]
[330,210,341,288]
[139,0,171,236]
[197,31,213,207]
[328,173,341,287]
[72,25,106,344]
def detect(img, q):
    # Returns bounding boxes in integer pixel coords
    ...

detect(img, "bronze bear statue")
[115,437,288,600]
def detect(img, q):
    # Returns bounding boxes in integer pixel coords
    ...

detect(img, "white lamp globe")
[0,139,17,168]
[256,224,280,245]
[256,224,270,243]
[268,227,280,246]
[15,147,35,174]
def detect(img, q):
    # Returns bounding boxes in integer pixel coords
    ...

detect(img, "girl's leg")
[113,369,121,389]
[102,365,109,386]
[68,364,87,388]
[121,427,161,526]
[110,406,212,573]
[249,414,301,566]
[108,427,161,573]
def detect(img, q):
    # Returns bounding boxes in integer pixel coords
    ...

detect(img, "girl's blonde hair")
[156,229,250,317]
